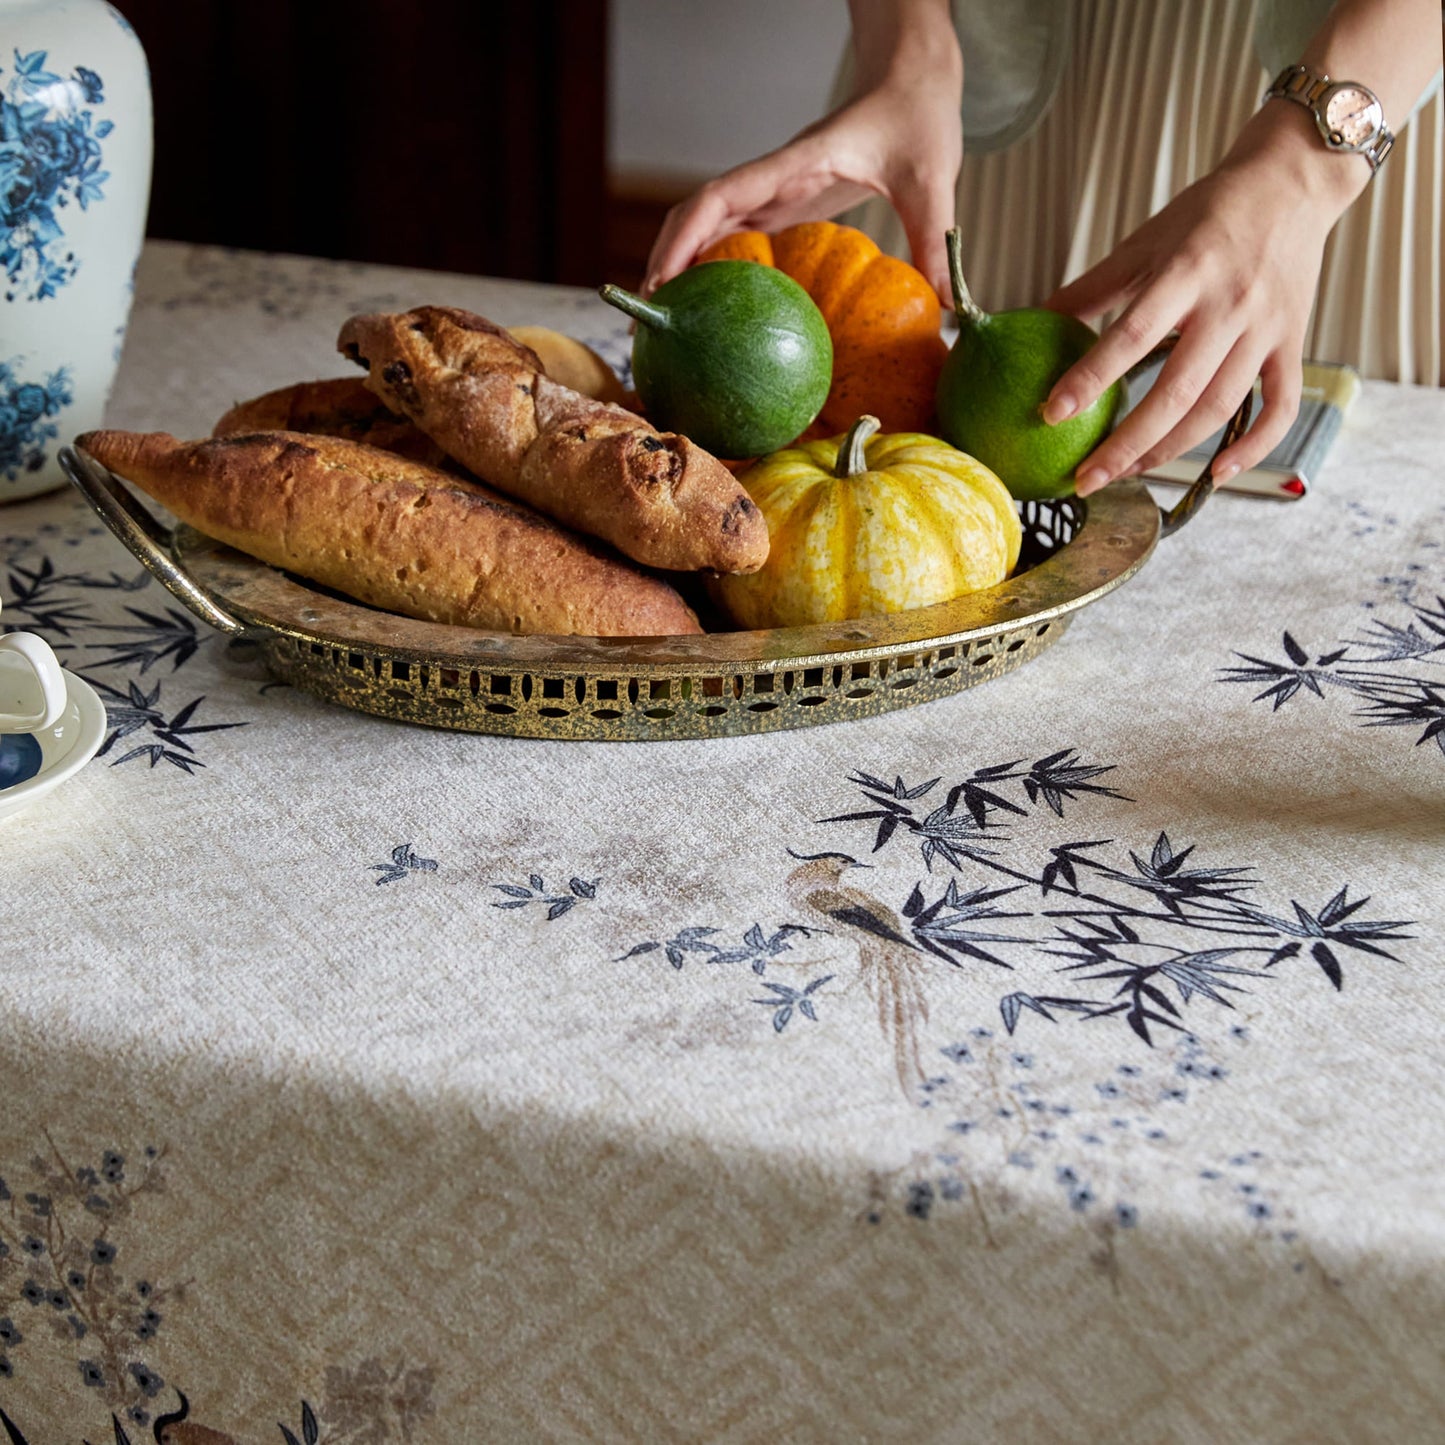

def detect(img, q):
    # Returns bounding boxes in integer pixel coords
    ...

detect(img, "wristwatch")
[1264,64,1394,173]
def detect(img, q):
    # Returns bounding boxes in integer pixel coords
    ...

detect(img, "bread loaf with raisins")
[337,305,768,574]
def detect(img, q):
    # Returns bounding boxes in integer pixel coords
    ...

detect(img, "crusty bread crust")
[213,376,457,471]
[76,428,702,637]
[337,305,768,575]
[507,325,628,406]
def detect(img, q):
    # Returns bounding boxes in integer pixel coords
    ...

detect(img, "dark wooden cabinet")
[112,1,608,284]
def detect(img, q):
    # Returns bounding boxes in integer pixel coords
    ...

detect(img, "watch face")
[1323,86,1383,147]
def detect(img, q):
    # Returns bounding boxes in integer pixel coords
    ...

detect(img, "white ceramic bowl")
[0,655,106,821]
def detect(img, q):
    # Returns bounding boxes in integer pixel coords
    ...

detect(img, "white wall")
[608,0,852,183]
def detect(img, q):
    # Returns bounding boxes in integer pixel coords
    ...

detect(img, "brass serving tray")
[59,413,1240,741]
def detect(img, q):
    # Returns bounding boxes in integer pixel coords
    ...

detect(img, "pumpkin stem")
[835,415,882,478]
[598,284,670,331]
[945,228,987,326]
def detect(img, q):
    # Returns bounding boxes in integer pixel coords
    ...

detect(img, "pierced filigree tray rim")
[60,442,1193,740]
[163,483,1160,672]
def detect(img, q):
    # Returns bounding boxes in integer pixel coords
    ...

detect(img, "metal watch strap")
[1265,64,1395,174]
[1361,127,1395,172]
[1269,64,1330,107]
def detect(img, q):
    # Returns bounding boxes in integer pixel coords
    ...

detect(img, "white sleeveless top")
[842,0,1444,384]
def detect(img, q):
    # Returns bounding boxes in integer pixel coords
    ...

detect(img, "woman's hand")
[643,0,963,298]
[1043,103,1368,492]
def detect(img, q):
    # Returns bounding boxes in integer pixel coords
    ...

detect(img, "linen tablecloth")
[2,241,1442,1445]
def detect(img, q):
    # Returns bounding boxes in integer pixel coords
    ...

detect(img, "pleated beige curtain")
[843,0,1444,385]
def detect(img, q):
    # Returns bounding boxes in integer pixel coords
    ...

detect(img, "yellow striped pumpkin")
[714,416,1022,629]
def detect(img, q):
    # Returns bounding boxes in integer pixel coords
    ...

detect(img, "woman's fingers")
[1207,350,1303,480]
[1125,338,1265,482]
[642,138,878,293]
[892,172,961,303]
[643,73,968,297]
[1045,113,1332,486]
[644,149,805,291]
[644,148,806,290]
[882,126,963,301]
[1044,244,1146,324]
[644,185,737,292]
[1074,338,1303,494]
[1072,321,1243,493]
[1043,272,1188,432]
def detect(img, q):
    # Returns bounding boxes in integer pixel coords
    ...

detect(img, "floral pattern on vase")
[0,47,112,302]
[0,353,71,481]
[0,1,151,503]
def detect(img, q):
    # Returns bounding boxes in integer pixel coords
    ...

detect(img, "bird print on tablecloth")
[785,849,932,1094]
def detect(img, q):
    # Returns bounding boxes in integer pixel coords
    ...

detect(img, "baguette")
[337,305,768,574]
[76,429,703,637]
[213,376,456,470]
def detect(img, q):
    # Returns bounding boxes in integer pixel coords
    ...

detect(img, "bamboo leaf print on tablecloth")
[85,678,247,774]
[594,748,1416,1089]
[491,875,599,919]
[1,543,257,779]
[751,976,835,1033]
[368,845,438,886]
[1222,591,1445,757]
[808,753,1413,1066]
[81,605,201,674]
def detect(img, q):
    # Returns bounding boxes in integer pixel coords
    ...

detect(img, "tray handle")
[1157,388,1256,539]
[1121,340,1257,539]
[59,444,251,638]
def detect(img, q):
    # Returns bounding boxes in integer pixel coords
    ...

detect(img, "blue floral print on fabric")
[0,1133,343,1442]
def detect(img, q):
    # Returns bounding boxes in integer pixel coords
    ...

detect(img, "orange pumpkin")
[697,221,947,436]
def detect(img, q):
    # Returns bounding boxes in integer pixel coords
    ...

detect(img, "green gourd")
[600,261,833,459]
[935,228,1121,500]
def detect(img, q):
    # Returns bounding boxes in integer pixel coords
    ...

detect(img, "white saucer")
[0,664,107,822]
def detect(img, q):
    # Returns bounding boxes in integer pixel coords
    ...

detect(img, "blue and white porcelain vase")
[0,0,150,502]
